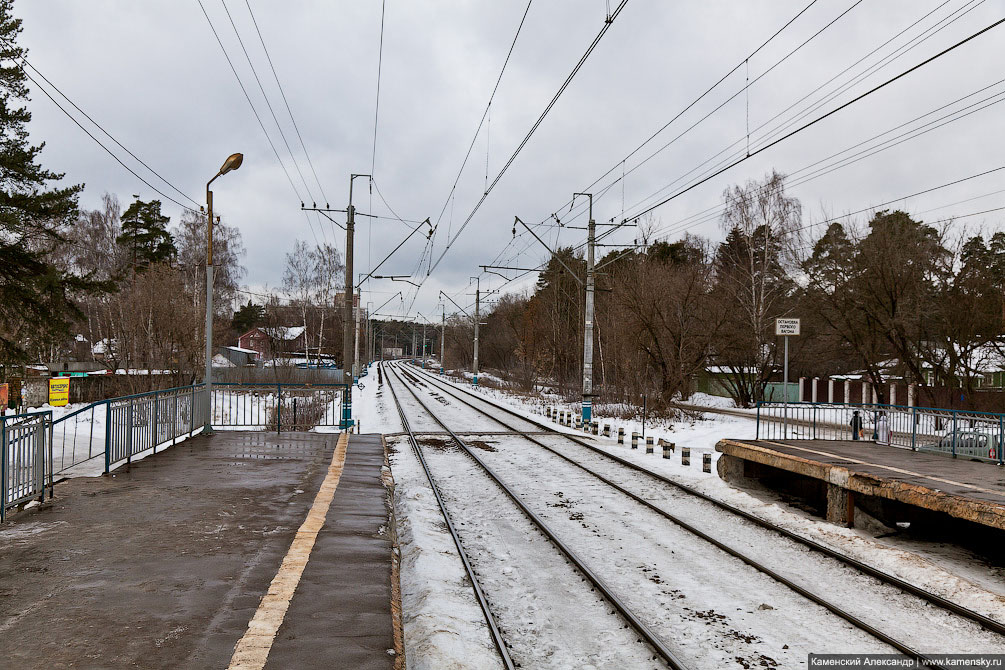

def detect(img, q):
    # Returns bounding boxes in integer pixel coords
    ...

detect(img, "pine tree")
[117,199,176,270]
[0,0,96,362]
[232,300,264,334]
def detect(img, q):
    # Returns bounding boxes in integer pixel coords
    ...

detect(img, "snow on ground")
[391,432,667,668]
[412,365,1005,612]
[387,435,504,670]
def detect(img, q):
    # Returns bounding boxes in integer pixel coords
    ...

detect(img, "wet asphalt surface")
[0,430,394,670]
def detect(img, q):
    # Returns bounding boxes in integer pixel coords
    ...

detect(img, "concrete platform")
[716,438,1005,530]
[0,430,399,670]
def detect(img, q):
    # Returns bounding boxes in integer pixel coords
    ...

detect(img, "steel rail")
[386,363,685,669]
[380,362,515,670]
[402,365,990,666]
[407,363,1005,636]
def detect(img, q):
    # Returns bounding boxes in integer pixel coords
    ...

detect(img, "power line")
[243,0,331,205]
[371,0,387,178]
[196,0,323,246]
[625,15,1005,223]
[645,78,1005,241]
[5,46,201,209]
[15,60,198,213]
[624,0,984,220]
[218,0,328,244]
[424,0,630,285]
[542,0,856,231]
[431,0,535,236]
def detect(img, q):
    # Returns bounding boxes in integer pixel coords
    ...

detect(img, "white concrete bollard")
[631,432,639,449]
[681,447,690,466]
[645,436,654,454]
[702,452,712,473]
[617,427,625,445]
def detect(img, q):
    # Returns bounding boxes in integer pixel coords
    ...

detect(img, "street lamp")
[204,152,244,435]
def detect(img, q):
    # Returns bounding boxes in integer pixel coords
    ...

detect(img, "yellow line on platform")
[228,432,349,670]
[760,440,1003,496]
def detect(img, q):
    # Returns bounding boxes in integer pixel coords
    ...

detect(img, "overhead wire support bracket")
[373,275,422,288]
[439,290,471,319]
[514,216,583,286]
[301,204,347,231]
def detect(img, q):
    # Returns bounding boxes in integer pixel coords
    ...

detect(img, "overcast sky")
[17,0,1005,319]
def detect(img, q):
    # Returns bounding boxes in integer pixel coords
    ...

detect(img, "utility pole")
[343,173,370,429]
[440,305,446,375]
[421,320,427,368]
[472,276,480,386]
[575,193,596,424]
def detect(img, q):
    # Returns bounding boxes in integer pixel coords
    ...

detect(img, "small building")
[382,347,403,358]
[216,346,258,367]
[237,326,307,360]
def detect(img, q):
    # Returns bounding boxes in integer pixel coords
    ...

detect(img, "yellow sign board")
[48,378,70,407]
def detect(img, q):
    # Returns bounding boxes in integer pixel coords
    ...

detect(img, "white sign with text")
[775,318,800,336]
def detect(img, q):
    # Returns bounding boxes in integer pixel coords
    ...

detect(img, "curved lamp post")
[204,152,243,434]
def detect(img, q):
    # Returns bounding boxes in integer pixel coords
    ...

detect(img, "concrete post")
[662,441,674,459]
[844,379,851,405]
[617,427,624,444]
[581,196,595,425]
[861,382,868,405]
[631,431,639,449]
[826,484,855,527]
[908,383,916,408]
[645,436,654,454]
[702,453,712,473]
[681,447,690,466]
[890,383,896,407]
[798,377,805,403]
[602,424,611,437]
[811,377,819,403]
[828,378,834,404]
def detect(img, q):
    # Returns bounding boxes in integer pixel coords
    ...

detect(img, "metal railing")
[105,385,207,472]
[2,381,348,521]
[2,411,53,522]
[210,383,346,431]
[756,401,1005,465]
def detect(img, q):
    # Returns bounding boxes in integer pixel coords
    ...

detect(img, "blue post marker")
[472,374,478,387]
[341,385,353,430]
[582,399,592,424]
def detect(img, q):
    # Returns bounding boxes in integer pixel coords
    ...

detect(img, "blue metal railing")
[2,411,52,522]
[756,400,1005,465]
[2,381,351,521]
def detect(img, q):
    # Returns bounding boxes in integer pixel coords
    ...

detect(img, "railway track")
[384,363,685,669]
[399,362,1005,666]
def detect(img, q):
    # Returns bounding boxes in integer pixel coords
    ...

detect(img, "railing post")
[190,386,196,435]
[152,391,159,454]
[951,411,958,458]
[1,418,7,523]
[999,415,1003,466]
[126,400,134,464]
[173,393,179,444]
[755,402,761,440]
[812,404,817,440]
[277,384,282,434]
[911,406,918,451]
[105,401,112,474]
[47,411,54,500]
